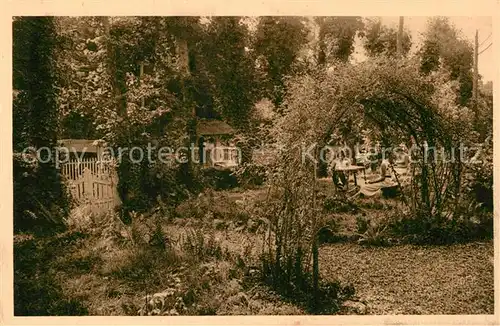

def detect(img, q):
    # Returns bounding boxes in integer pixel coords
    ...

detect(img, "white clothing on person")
[357,159,396,197]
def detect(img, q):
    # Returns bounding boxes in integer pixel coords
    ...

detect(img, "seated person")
[395,152,412,178]
[331,160,348,190]
[395,150,411,167]
[349,155,397,199]
[402,153,411,167]
[369,153,381,172]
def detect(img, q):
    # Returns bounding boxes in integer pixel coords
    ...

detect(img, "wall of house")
[198,135,239,167]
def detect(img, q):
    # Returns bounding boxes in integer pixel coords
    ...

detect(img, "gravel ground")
[319,241,494,314]
[165,218,494,315]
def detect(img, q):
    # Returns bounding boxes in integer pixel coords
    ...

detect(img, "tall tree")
[315,16,364,65]
[199,17,258,130]
[419,17,474,106]
[55,17,112,139]
[14,17,59,151]
[254,16,309,108]
[363,18,412,57]
[312,17,364,176]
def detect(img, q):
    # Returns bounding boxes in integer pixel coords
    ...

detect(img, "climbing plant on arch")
[260,57,477,306]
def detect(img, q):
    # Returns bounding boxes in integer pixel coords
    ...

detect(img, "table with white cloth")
[335,165,366,190]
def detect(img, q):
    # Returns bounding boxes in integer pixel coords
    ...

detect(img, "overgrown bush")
[201,167,239,190]
[13,17,72,234]
[14,232,89,315]
[390,205,493,245]
[172,189,266,235]
[355,214,391,246]
[323,195,359,213]
[256,151,354,312]
[466,134,493,212]
[390,133,493,244]
[117,155,200,223]
[233,162,267,188]
[13,153,70,233]
[259,246,354,314]
[317,219,341,244]
[115,224,250,316]
[180,228,225,261]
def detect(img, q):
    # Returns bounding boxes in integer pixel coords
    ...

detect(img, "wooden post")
[214,135,219,164]
[101,16,125,117]
[312,147,319,309]
[176,19,197,169]
[473,30,479,113]
[83,168,92,198]
[397,16,404,57]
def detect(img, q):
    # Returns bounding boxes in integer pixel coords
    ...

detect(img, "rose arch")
[259,58,475,300]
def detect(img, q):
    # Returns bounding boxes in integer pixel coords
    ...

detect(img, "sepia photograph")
[10,13,495,319]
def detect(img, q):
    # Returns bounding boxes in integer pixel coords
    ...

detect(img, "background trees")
[419,17,474,107]
[14,17,59,153]
[254,17,310,108]
[363,18,412,57]
[13,16,493,316]
[199,17,259,130]
[51,15,490,149]
[315,16,365,64]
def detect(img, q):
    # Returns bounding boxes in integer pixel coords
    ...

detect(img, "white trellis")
[60,157,121,215]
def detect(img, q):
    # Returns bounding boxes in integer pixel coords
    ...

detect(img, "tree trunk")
[176,25,198,180]
[312,233,319,307]
[312,148,319,309]
[101,17,126,118]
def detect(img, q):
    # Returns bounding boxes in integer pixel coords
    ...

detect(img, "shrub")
[388,136,494,245]
[259,246,354,314]
[355,215,370,234]
[13,153,70,233]
[395,150,493,245]
[14,233,89,315]
[389,201,493,245]
[13,17,70,233]
[233,163,267,188]
[323,195,359,213]
[180,229,224,261]
[201,167,239,190]
[466,135,493,212]
[117,157,203,223]
[356,219,391,246]
[317,219,340,244]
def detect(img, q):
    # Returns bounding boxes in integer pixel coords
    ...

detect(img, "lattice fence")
[60,157,121,215]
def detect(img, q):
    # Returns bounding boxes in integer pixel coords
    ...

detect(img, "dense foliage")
[14,15,492,236]
[363,18,412,57]
[258,51,493,304]
[254,17,310,108]
[13,15,493,316]
[315,17,365,64]
[13,17,70,231]
[15,14,492,243]
[419,17,474,107]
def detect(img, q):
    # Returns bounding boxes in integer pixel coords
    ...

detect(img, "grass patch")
[14,232,90,315]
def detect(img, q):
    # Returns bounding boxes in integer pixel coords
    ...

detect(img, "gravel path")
[319,241,494,314]
[165,216,494,315]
